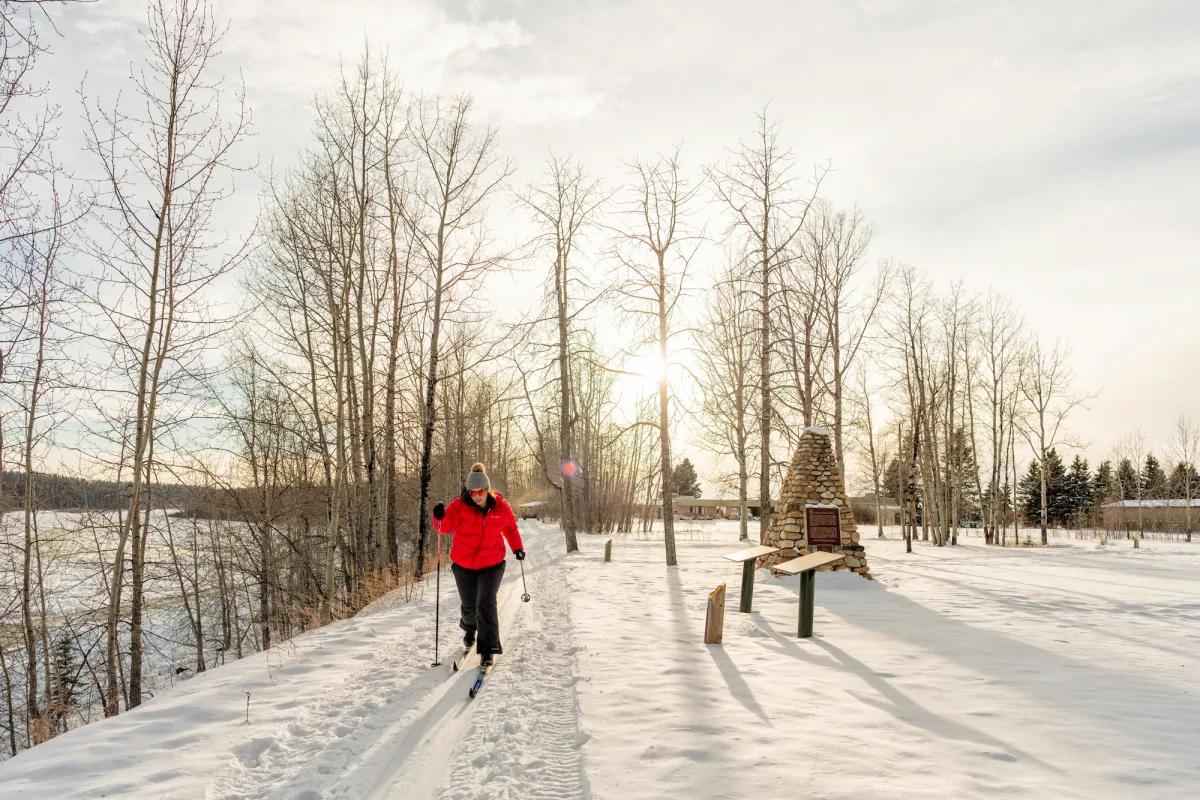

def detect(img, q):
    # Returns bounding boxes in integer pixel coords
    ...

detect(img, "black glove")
[514,549,526,561]
[433,502,445,521]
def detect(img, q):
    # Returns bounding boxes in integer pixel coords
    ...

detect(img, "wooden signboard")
[806,506,842,551]
[721,545,779,563]
[769,550,845,575]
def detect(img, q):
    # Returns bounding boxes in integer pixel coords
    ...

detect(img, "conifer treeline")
[1017,451,1200,529]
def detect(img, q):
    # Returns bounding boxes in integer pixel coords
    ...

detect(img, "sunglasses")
[469,489,488,497]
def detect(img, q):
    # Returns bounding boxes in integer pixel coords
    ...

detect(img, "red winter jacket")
[436,490,524,570]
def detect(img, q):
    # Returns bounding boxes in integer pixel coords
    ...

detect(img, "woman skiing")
[432,463,525,667]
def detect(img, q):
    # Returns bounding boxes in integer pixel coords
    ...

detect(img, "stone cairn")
[759,426,873,580]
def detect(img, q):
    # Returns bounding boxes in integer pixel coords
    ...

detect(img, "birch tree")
[406,94,511,580]
[613,147,698,566]
[516,155,604,553]
[1170,416,1199,542]
[695,256,758,540]
[805,201,884,474]
[709,112,824,541]
[1020,338,1085,545]
[83,0,252,713]
[977,294,1024,544]
[851,364,889,538]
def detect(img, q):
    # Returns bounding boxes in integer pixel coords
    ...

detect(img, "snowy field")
[1,521,1197,798]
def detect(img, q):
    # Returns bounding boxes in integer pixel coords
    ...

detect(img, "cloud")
[469,73,602,127]
[212,0,599,128]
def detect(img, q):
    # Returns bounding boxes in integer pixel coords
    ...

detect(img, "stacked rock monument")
[759,426,873,580]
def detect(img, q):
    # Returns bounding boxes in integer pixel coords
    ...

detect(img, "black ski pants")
[451,559,506,656]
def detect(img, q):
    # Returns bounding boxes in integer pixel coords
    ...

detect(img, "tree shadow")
[705,642,771,725]
[810,636,1057,771]
[745,605,1047,770]
[811,577,1200,763]
[658,566,741,798]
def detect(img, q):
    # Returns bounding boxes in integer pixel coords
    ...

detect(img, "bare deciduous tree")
[695,255,758,540]
[406,94,511,580]
[804,201,884,475]
[83,0,252,713]
[709,111,824,541]
[1019,338,1086,546]
[1170,416,1199,542]
[613,146,699,566]
[516,154,604,553]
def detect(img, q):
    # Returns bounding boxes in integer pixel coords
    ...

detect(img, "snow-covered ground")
[1,521,1197,798]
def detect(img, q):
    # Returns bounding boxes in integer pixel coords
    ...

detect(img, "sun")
[632,353,669,383]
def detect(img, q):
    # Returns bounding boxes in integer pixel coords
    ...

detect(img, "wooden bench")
[771,551,846,638]
[722,544,779,613]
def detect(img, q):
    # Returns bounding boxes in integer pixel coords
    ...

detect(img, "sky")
[36,0,1200,484]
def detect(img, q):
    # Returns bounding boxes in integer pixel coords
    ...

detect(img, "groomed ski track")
[207,523,590,800]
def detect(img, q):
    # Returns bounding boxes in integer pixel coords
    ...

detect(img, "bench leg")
[739,559,755,613]
[798,571,815,638]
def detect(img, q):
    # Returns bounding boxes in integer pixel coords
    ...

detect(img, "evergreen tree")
[984,479,1012,515]
[1092,460,1118,511]
[1142,454,1168,500]
[1170,461,1200,498]
[53,635,80,710]
[1117,458,1140,501]
[1062,456,1092,526]
[1019,460,1043,523]
[1019,449,1069,526]
[880,457,897,500]
[948,427,981,524]
[1044,449,1070,526]
[671,458,702,497]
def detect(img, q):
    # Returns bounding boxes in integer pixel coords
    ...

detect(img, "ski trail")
[204,525,578,800]
[354,575,530,799]
[432,549,590,800]
[338,526,580,799]
[204,589,463,800]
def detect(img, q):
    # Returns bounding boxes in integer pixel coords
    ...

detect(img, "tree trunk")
[759,233,772,543]
[557,255,579,552]
[658,257,677,566]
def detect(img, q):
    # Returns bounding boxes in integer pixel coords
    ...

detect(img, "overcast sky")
[43,0,1200,476]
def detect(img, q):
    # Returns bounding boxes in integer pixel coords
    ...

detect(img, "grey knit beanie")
[465,462,490,492]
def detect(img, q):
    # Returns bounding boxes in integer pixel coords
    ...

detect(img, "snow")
[2,522,1198,798]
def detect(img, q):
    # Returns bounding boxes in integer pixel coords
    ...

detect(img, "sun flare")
[633,353,669,383]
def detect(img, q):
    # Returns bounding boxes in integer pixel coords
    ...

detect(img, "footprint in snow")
[233,737,275,768]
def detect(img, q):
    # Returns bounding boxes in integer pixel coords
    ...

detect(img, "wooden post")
[771,551,843,638]
[721,544,778,613]
[739,560,756,613]
[704,583,727,644]
[798,571,816,638]
[604,539,613,562]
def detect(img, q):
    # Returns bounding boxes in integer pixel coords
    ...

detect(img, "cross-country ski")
[449,645,473,673]
[467,663,492,699]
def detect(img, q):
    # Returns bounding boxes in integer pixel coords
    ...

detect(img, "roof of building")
[654,497,765,506]
[1101,499,1200,508]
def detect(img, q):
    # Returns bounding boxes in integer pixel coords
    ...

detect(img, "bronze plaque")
[806,507,842,551]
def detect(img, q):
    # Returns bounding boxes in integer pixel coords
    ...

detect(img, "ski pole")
[431,516,443,666]
[519,557,531,603]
